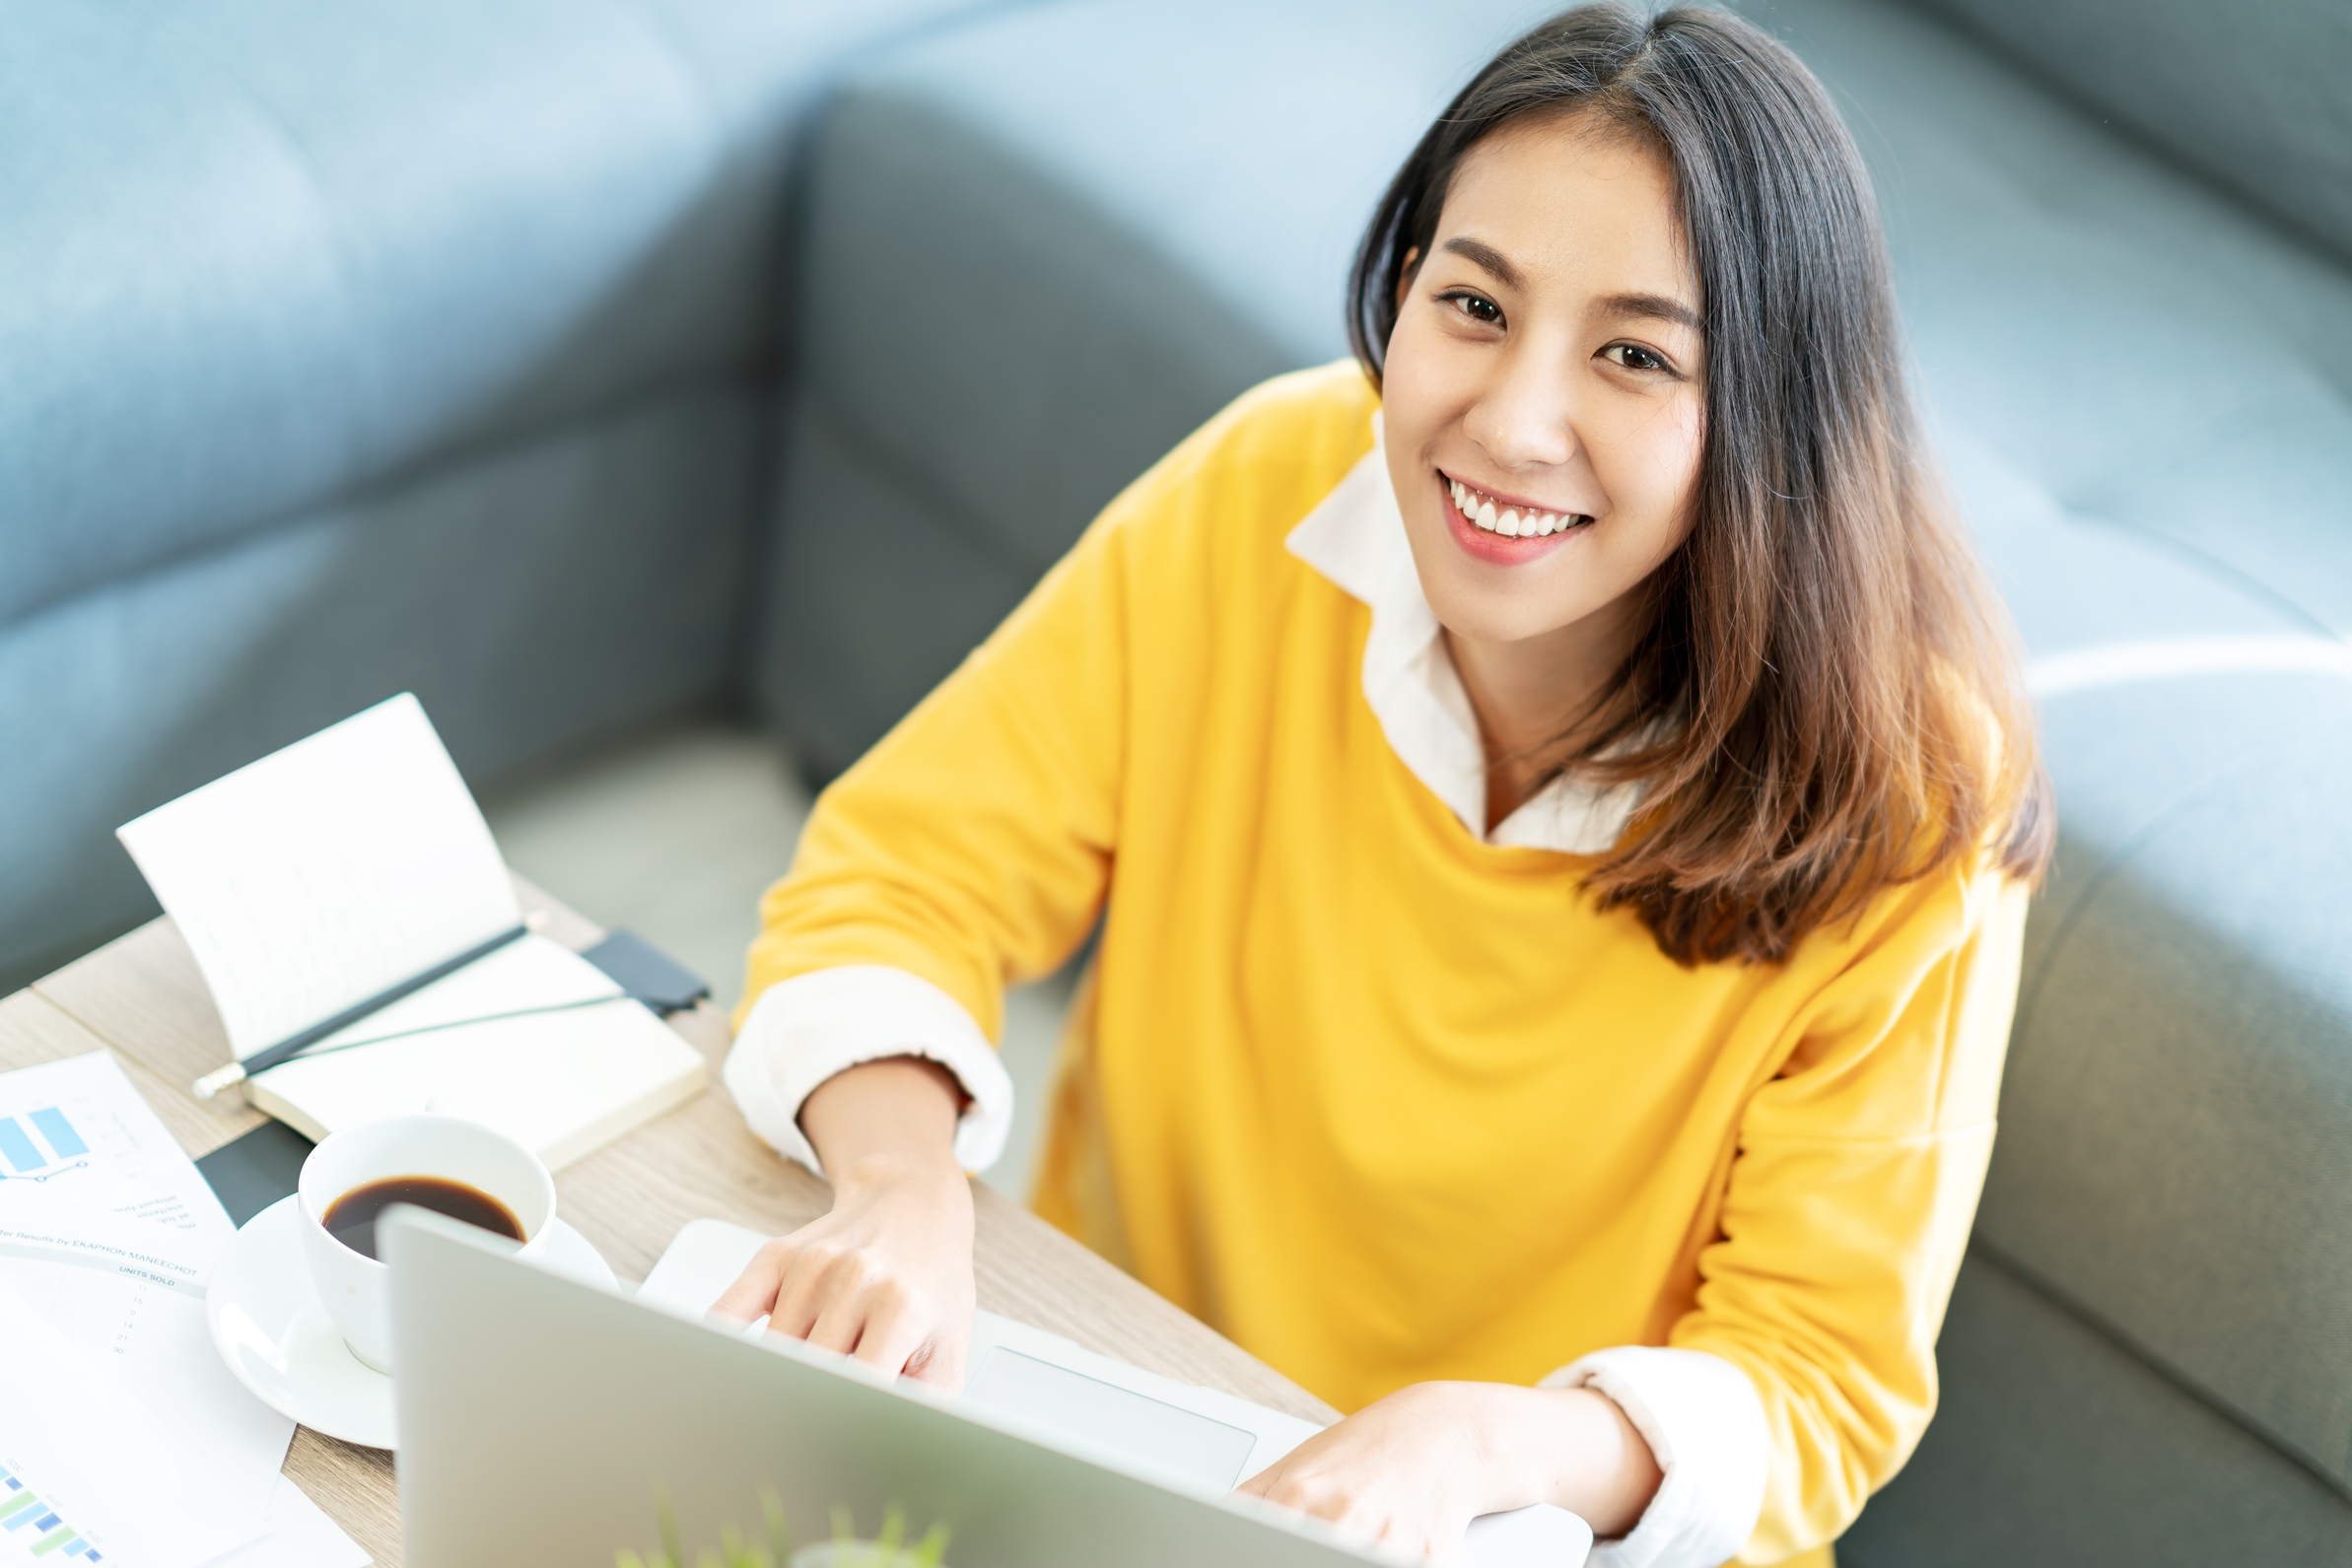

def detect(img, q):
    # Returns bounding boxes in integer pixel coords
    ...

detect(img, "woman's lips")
[1439,474,1587,566]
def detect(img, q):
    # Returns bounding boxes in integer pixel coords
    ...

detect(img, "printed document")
[0,1054,366,1566]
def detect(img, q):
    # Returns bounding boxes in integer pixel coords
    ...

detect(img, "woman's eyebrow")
[1599,292,1702,333]
[1436,235,1523,290]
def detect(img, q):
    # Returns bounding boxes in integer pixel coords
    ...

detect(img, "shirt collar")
[1284,416,1638,854]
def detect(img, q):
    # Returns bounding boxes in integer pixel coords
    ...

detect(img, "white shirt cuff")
[1541,1345,1767,1568]
[724,965,1015,1177]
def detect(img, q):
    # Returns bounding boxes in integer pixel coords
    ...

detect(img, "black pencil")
[192,922,529,1100]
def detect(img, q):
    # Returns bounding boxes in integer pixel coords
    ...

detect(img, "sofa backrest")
[1905,0,2352,263]
[0,0,1001,987]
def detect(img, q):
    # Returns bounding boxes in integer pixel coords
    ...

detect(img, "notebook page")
[247,934,706,1167]
[116,694,519,1057]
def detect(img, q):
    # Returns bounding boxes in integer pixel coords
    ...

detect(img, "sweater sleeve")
[732,505,1133,1068]
[727,407,1178,1165]
[1662,863,2032,1562]
[727,366,1374,1173]
[726,965,1017,1175]
[1544,1344,1768,1567]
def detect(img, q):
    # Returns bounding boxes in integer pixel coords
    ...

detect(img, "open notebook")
[116,695,706,1169]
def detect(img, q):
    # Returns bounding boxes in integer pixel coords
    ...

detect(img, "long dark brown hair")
[1349,3,2052,965]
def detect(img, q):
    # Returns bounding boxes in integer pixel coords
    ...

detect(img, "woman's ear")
[1395,247,1420,312]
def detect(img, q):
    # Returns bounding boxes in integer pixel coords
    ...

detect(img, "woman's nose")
[1465,346,1579,470]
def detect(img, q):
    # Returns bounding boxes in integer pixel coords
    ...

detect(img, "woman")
[713,6,2051,1565]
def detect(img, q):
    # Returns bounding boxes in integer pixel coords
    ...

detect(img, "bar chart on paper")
[0,1056,224,1234]
[0,1462,102,1562]
[0,1106,91,1183]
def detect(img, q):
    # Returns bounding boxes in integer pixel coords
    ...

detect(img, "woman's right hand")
[708,1056,977,1391]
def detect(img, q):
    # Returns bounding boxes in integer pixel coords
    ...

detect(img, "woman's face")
[1382,115,1705,649]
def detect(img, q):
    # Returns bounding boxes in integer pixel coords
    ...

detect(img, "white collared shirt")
[1282,420,1643,853]
[723,422,1766,1568]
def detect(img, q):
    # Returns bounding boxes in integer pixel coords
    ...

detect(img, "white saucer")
[206,1193,617,1450]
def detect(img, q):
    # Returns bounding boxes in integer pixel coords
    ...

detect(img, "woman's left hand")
[1235,1381,1661,1564]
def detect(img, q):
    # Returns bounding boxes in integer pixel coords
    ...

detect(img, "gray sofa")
[762,0,2352,1563]
[8,0,2349,1561]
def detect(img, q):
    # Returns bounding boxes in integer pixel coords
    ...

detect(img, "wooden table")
[0,876,1339,1565]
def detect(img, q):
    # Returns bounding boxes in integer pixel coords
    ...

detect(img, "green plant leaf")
[657,1488,684,1568]
[762,1489,790,1566]
[912,1521,952,1568]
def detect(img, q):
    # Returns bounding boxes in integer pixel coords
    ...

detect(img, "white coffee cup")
[298,1114,557,1373]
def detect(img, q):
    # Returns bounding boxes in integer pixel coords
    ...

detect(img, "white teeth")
[1451,476,1585,537]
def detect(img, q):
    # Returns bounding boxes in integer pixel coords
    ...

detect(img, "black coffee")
[322,1175,525,1260]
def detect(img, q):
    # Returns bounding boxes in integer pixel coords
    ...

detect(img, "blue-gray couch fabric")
[1909,0,2352,266]
[759,0,2352,1562]
[0,0,997,988]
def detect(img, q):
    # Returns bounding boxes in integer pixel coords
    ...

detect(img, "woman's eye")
[1442,291,1503,325]
[1604,343,1669,373]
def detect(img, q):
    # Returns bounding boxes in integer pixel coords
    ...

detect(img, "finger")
[1251,1475,1345,1523]
[1404,1524,1452,1567]
[1325,1503,1388,1554]
[1304,1490,1365,1532]
[766,1242,856,1340]
[901,1336,961,1391]
[804,1289,869,1358]
[903,1306,972,1392]
[848,1289,930,1379]
[1373,1509,1460,1567]
[707,1242,791,1322]
[1234,1461,1284,1500]
[891,1324,966,1392]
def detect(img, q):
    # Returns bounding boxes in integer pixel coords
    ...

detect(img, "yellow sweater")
[743,362,2029,1561]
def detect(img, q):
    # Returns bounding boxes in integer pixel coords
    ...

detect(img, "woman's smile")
[1439,469,1592,566]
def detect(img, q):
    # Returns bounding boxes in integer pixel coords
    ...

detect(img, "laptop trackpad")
[963,1347,1260,1490]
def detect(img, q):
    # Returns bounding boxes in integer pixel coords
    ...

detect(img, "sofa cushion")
[1981,676,2352,1490]
[0,381,760,986]
[776,0,1447,579]
[0,0,995,630]
[1841,1250,2352,1568]
[1778,0,2352,638]
[1903,0,2352,264]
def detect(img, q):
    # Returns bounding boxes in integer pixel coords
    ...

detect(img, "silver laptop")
[383,1209,1593,1567]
